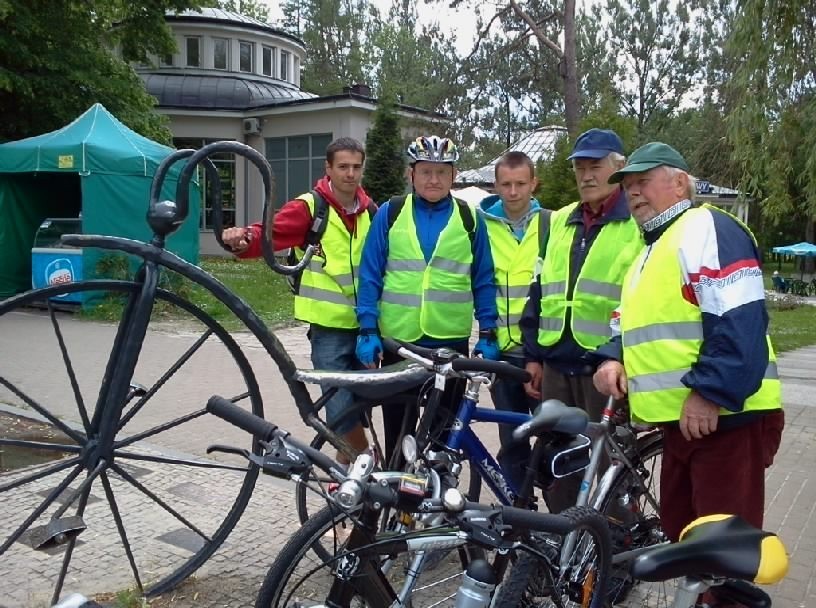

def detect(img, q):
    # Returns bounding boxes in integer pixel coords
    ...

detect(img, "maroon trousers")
[659,410,785,542]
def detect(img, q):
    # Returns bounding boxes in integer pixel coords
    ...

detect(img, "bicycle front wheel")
[494,506,612,608]
[257,504,474,608]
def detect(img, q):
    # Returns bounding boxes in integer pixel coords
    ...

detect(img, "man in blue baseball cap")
[519,128,644,514]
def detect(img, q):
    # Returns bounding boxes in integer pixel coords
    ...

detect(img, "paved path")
[0,309,813,607]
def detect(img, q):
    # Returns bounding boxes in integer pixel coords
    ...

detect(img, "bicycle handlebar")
[382,338,531,383]
[206,395,339,476]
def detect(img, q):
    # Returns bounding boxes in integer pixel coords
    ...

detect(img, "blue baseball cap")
[567,128,625,160]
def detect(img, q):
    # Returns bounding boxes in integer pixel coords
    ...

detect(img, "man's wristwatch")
[478,329,497,341]
[360,328,378,336]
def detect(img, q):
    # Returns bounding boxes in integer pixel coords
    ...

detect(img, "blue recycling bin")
[31,218,86,304]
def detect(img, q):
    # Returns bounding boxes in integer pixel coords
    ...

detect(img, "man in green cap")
[591,142,784,604]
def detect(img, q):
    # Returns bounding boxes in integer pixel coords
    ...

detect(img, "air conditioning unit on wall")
[242,117,261,135]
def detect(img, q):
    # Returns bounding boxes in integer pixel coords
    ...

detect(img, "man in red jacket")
[223,137,376,461]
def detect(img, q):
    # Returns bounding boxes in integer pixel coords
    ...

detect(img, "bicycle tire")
[256,504,477,608]
[598,432,666,606]
[0,278,264,601]
[494,505,612,608]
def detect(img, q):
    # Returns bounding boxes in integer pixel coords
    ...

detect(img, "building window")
[265,134,333,207]
[213,38,229,70]
[280,50,290,81]
[185,37,200,67]
[160,54,173,67]
[262,45,275,77]
[293,56,300,85]
[174,138,236,230]
[239,41,254,73]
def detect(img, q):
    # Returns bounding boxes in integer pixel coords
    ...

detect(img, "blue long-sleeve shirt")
[356,192,498,346]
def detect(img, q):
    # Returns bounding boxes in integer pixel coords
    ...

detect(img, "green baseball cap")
[608,142,690,184]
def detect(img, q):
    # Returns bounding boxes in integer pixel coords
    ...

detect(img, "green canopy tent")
[0,103,200,299]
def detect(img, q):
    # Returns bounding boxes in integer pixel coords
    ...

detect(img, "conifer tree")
[362,100,406,203]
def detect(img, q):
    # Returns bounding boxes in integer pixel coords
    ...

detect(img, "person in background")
[222,137,375,463]
[478,151,544,490]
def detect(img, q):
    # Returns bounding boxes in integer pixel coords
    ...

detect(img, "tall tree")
[727,0,816,260]
[216,0,269,21]
[362,99,405,203]
[599,0,702,131]
[281,0,376,95]
[0,0,199,143]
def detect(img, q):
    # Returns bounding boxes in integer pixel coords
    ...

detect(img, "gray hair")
[571,152,626,170]
[664,166,696,200]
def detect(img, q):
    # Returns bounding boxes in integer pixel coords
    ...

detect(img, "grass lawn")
[83,256,294,332]
[767,303,816,353]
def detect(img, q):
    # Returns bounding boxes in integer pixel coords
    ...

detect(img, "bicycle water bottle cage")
[259,437,312,477]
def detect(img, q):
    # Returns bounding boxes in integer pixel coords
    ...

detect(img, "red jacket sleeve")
[238,199,312,258]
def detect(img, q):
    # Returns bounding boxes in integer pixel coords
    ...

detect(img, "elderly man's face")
[572,155,624,207]
[622,167,687,226]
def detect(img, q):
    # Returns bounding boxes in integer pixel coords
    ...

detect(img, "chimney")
[345,83,372,97]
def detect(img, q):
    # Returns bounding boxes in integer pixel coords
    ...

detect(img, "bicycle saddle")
[293,360,433,400]
[632,514,788,584]
[511,399,589,441]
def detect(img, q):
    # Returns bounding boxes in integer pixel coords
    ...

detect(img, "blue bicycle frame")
[445,391,532,505]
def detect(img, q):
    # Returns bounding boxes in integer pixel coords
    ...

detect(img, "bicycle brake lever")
[206,444,251,458]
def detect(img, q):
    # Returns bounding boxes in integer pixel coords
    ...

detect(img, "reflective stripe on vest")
[621,207,781,423]
[379,195,474,341]
[537,201,643,349]
[485,213,540,351]
[293,193,371,328]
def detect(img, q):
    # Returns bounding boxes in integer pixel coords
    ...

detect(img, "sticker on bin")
[45,258,76,293]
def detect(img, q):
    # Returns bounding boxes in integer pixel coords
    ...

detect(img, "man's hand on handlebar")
[222,226,251,254]
[356,330,383,369]
[593,359,628,399]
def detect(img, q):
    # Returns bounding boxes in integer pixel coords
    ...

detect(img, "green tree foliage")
[599,0,701,131]
[727,0,816,255]
[362,99,406,203]
[0,0,199,143]
[216,0,269,21]
[281,0,375,95]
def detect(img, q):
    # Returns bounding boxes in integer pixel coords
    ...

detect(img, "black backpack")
[287,189,376,294]
[385,194,476,243]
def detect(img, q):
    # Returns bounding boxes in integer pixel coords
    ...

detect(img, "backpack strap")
[538,207,553,258]
[303,189,329,246]
[387,194,476,245]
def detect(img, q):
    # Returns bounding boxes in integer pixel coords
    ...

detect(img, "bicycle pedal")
[28,516,86,549]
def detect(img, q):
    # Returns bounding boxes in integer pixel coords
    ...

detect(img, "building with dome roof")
[133,8,439,254]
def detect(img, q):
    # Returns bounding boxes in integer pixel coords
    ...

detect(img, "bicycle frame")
[445,387,530,505]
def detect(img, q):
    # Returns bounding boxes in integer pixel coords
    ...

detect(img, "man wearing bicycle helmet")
[591,142,784,554]
[222,137,376,463]
[355,135,499,457]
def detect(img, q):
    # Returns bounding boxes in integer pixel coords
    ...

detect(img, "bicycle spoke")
[0,376,86,444]
[114,450,250,472]
[0,463,83,554]
[0,438,82,453]
[113,408,208,449]
[99,471,144,594]
[0,455,82,493]
[118,328,214,431]
[47,301,92,434]
[110,462,211,542]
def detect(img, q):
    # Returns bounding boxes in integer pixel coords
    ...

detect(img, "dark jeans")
[490,355,538,490]
[308,325,362,435]
[380,341,468,463]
